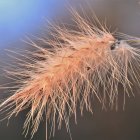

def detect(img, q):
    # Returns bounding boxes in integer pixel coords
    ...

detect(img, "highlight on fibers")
[0,9,140,139]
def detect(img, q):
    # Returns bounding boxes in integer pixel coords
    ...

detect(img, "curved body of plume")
[0,10,140,139]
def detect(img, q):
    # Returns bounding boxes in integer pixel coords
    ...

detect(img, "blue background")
[0,0,65,48]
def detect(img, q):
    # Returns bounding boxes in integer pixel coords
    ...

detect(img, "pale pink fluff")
[0,10,140,139]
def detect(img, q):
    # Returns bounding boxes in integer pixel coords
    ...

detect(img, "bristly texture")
[0,10,140,139]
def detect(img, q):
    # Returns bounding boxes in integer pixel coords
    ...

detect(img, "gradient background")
[0,0,140,140]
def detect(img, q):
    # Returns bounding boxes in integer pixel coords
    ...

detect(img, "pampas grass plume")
[0,9,140,139]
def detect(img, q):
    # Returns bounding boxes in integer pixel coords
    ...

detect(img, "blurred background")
[0,0,140,140]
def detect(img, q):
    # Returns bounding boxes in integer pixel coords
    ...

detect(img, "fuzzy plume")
[0,10,140,139]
